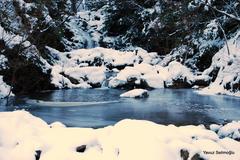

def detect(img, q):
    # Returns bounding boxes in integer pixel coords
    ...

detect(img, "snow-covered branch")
[206,4,240,22]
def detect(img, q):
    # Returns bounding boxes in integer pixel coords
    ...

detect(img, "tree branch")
[207,4,240,22]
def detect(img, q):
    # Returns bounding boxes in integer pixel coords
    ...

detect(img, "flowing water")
[0,89,239,128]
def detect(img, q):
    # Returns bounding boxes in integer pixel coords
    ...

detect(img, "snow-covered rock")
[109,61,198,89]
[48,47,160,89]
[51,65,106,89]
[49,122,66,128]
[120,89,149,98]
[164,61,196,88]
[0,111,240,160]
[0,76,13,99]
[210,121,240,140]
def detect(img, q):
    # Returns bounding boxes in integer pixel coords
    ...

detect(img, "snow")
[0,26,27,49]
[63,17,97,50]
[51,65,106,89]
[109,61,196,89]
[210,121,240,140]
[204,20,219,40]
[199,30,240,97]
[47,47,204,88]
[48,47,161,89]
[0,76,13,99]
[120,89,149,98]
[165,61,195,87]
[0,54,8,70]
[0,111,240,160]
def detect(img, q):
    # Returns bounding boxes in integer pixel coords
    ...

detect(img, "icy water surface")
[0,89,240,128]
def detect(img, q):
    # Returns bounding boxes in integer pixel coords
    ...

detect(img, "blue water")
[0,89,240,128]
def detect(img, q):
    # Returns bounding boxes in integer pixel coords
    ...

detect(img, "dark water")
[0,89,240,128]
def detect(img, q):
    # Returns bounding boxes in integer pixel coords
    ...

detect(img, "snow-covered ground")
[0,111,239,160]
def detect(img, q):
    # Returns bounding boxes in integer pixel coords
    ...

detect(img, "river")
[0,89,239,128]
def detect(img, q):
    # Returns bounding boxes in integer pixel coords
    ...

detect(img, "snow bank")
[120,89,149,98]
[0,111,240,160]
[0,76,13,99]
[48,47,160,89]
[109,61,197,89]
[199,31,240,97]
[67,47,160,68]
[47,47,210,90]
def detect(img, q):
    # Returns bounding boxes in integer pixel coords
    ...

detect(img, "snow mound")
[0,76,13,99]
[0,111,240,160]
[120,89,149,98]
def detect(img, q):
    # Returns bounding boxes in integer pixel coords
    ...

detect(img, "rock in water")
[120,89,149,98]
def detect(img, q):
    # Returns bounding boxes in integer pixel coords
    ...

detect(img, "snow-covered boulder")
[108,64,151,89]
[0,76,13,99]
[109,61,198,89]
[210,121,240,140]
[120,89,149,98]
[164,61,196,88]
[49,122,66,128]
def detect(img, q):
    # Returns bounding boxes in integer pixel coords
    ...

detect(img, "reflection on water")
[0,89,240,128]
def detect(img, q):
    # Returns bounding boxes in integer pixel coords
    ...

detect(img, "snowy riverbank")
[47,43,240,97]
[1,31,240,98]
[0,111,239,160]
[48,47,207,90]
